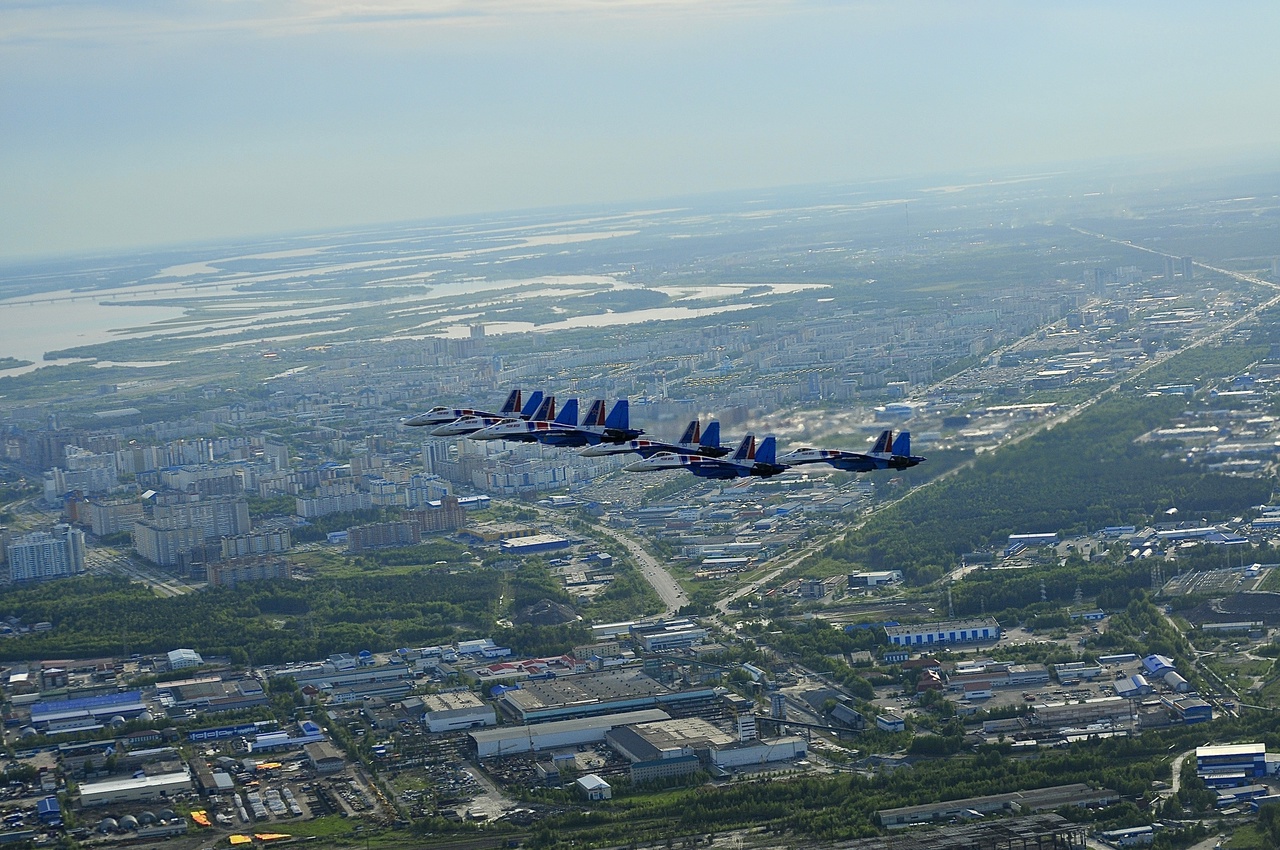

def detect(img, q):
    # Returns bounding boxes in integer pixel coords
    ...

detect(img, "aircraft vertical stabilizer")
[701,421,721,451]
[530,395,555,422]
[604,399,629,430]
[498,389,523,417]
[554,399,579,426]
[677,420,701,446]
[581,399,606,427]
[755,436,777,466]
[891,431,911,457]
[870,429,893,454]
[519,391,545,419]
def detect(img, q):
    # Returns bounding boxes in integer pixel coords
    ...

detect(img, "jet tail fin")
[520,391,545,419]
[732,435,756,461]
[603,399,629,430]
[531,395,555,421]
[755,436,777,466]
[499,389,522,417]
[891,430,911,457]
[871,429,893,454]
[582,399,606,427]
[677,420,701,446]
[554,398,579,426]
[701,420,721,450]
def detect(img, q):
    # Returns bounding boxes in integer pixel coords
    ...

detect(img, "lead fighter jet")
[778,429,925,472]
[403,389,537,428]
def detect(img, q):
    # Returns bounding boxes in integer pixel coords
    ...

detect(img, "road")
[591,523,689,615]
[86,547,201,597]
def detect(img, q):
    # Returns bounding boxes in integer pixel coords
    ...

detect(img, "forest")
[0,563,574,664]
[807,392,1271,584]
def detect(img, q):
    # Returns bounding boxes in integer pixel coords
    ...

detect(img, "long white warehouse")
[468,709,670,759]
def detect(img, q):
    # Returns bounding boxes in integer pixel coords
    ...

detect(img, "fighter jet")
[778,429,925,472]
[469,395,564,442]
[403,389,536,428]
[579,419,727,459]
[624,435,788,479]
[532,399,645,448]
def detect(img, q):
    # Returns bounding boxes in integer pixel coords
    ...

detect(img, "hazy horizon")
[5,1,1280,262]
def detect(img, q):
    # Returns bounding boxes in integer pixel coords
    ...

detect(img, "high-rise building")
[6,524,86,583]
[207,557,293,588]
[220,528,291,560]
[151,495,250,541]
[1181,256,1194,280]
[132,520,203,567]
[89,498,143,537]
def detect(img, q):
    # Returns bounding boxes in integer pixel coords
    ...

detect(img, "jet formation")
[405,389,924,479]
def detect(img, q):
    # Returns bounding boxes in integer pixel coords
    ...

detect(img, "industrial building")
[1164,696,1212,724]
[304,741,346,774]
[29,691,148,730]
[500,534,571,555]
[468,709,671,759]
[709,736,807,769]
[1053,661,1102,682]
[422,692,496,733]
[848,570,903,587]
[167,648,204,670]
[1032,697,1131,729]
[884,617,1000,647]
[154,676,268,715]
[605,717,806,780]
[79,770,194,808]
[493,668,719,724]
[630,619,708,652]
[576,774,612,801]
[1115,674,1153,699]
[606,717,733,782]
[1197,743,1266,787]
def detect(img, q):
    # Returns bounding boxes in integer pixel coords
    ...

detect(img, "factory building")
[494,668,719,724]
[422,692,496,733]
[167,648,204,670]
[1053,661,1103,682]
[631,619,708,652]
[29,691,148,730]
[79,770,194,808]
[468,709,671,759]
[709,737,807,769]
[576,774,612,801]
[1033,697,1131,729]
[1115,675,1153,699]
[1196,743,1265,787]
[884,617,1001,647]
[1164,696,1211,724]
[605,717,805,780]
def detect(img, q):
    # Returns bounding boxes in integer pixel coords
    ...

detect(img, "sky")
[3,1,1280,262]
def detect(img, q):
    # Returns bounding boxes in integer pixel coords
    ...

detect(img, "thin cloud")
[0,0,796,46]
